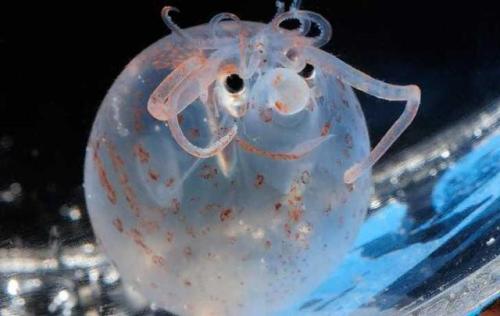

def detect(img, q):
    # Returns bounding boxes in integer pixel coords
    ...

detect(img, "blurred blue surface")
[279,135,500,315]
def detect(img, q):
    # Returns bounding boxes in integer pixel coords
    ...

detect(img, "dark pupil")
[299,63,315,79]
[279,18,301,30]
[225,74,244,93]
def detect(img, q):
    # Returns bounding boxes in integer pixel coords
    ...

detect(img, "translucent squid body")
[84,1,420,315]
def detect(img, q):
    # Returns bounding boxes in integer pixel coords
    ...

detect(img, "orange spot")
[288,208,303,222]
[108,142,141,216]
[219,63,238,76]
[235,137,301,161]
[93,151,117,205]
[189,128,200,139]
[275,100,289,113]
[220,208,234,222]
[321,122,331,136]
[152,255,166,267]
[133,144,150,163]
[128,229,153,255]
[148,169,159,181]
[169,198,181,215]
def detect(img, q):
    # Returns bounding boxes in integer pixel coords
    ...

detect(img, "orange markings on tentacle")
[235,137,301,160]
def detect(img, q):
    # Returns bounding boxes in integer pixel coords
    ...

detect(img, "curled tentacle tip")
[161,5,180,17]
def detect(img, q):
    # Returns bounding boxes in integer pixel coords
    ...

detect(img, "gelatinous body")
[84,3,419,316]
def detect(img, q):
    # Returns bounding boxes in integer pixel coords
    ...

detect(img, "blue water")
[278,135,500,315]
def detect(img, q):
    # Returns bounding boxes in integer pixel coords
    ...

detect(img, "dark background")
[0,0,499,238]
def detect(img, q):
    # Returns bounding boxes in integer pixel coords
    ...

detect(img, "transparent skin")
[84,4,420,316]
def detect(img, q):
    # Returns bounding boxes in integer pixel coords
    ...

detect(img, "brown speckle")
[255,174,265,188]
[288,208,303,222]
[128,229,153,255]
[284,223,292,238]
[134,108,143,132]
[184,246,192,257]
[169,198,181,215]
[165,177,175,188]
[184,279,192,287]
[301,170,311,184]
[321,122,331,136]
[133,143,150,164]
[177,114,184,125]
[148,169,159,181]
[344,133,353,149]
[152,255,166,267]
[139,219,159,234]
[189,128,200,139]
[274,202,282,211]
[108,143,141,217]
[165,231,174,243]
[219,208,234,222]
[259,108,273,123]
[200,164,218,180]
[112,218,123,233]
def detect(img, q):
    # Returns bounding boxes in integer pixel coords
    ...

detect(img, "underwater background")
[0,0,499,315]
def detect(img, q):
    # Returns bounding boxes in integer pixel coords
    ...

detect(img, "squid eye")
[224,74,245,94]
[216,72,248,118]
[298,63,315,79]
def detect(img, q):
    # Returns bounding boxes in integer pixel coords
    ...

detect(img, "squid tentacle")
[149,51,239,158]
[161,6,193,41]
[272,10,332,48]
[303,46,420,184]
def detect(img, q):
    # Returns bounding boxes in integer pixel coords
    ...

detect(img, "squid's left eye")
[215,73,248,118]
[224,74,245,94]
